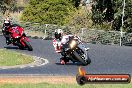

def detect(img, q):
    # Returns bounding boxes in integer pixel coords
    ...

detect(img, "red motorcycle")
[8,25,33,51]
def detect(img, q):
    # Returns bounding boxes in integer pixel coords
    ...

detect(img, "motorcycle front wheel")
[23,39,33,51]
[73,51,89,66]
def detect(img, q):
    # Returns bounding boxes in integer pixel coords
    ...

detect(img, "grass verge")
[0,82,131,88]
[0,49,34,66]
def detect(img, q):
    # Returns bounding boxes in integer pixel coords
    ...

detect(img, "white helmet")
[4,18,11,27]
[54,29,63,39]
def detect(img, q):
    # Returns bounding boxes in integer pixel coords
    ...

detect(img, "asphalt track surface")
[0,36,132,76]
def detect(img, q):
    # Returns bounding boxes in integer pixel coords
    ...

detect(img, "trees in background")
[92,0,132,32]
[2,0,131,32]
[0,0,17,14]
[21,0,76,25]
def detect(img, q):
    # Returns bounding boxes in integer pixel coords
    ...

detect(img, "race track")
[0,36,132,75]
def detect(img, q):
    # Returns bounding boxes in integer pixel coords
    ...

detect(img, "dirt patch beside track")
[0,76,76,84]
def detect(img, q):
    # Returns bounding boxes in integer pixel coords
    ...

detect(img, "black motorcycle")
[61,37,91,66]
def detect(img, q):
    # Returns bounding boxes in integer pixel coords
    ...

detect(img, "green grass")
[0,49,34,66]
[0,83,131,88]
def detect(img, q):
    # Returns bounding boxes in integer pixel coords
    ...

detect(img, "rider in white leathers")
[53,29,89,64]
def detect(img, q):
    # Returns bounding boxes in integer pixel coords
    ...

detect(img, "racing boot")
[60,57,66,65]
[60,60,65,65]
[60,57,69,65]
[6,38,11,45]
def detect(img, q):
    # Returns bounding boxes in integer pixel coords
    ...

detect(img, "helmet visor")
[55,33,61,39]
[4,23,10,26]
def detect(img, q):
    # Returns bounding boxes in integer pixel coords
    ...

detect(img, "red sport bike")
[7,25,33,51]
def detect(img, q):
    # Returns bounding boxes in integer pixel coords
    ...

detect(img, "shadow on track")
[4,46,26,50]
[4,46,19,49]
[55,62,85,66]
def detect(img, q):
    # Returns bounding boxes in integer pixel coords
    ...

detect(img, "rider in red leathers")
[2,18,25,45]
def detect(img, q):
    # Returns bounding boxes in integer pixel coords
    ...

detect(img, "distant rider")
[2,18,24,45]
[2,18,12,45]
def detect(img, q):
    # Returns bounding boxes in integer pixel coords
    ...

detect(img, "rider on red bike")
[2,18,23,45]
